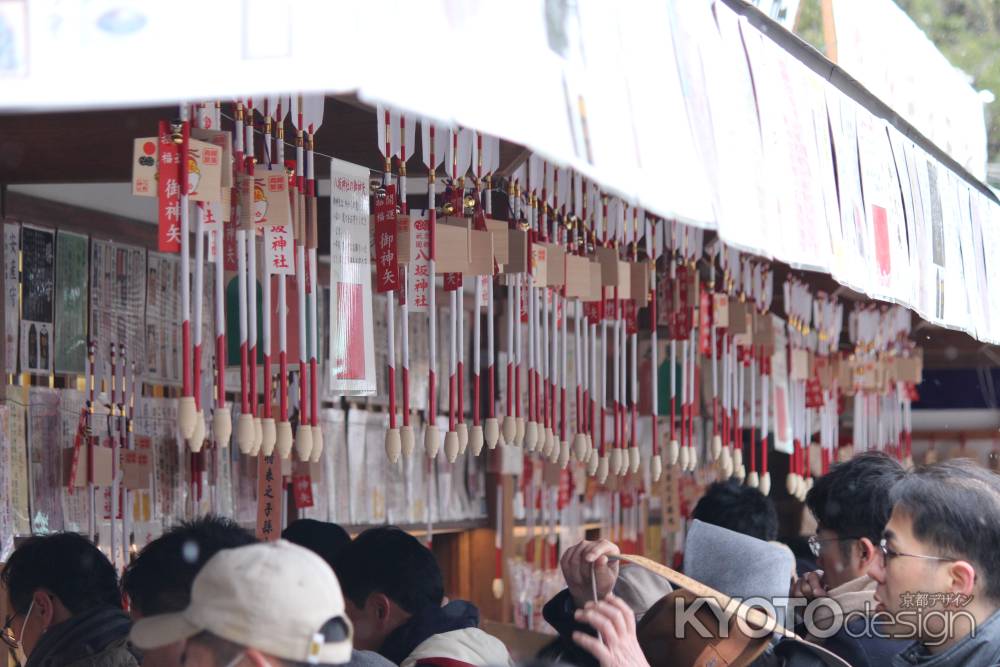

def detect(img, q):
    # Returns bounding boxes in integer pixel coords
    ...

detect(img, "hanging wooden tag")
[191,128,233,188]
[630,261,649,308]
[790,348,810,381]
[240,168,292,228]
[564,255,591,299]
[435,217,494,275]
[728,301,748,335]
[506,229,529,274]
[132,137,158,197]
[187,138,224,203]
[486,219,510,266]
[616,261,632,299]
[597,247,620,286]
[544,243,566,287]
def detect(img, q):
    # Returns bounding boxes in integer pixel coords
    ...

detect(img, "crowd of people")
[2,454,1000,667]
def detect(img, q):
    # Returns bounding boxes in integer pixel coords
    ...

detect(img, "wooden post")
[821,0,838,62]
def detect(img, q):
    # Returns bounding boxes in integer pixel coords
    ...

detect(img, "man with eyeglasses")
[867,459,1000,666]
[131,540,354,667]
[791,452,907,666]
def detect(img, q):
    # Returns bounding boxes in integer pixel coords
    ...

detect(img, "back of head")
[122,514,256,615]
[692,480,778,542]
[806,451,905,542]
[282,519,351,570]
[131,540,353,665]
[890,459,1000,603]
[334,527,443,614]
[1,532,120,615]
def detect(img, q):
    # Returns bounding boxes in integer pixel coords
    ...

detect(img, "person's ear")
[371,593,392,624]
[946,561,977,599]
[857,537,877,571]
[33,590,55,628]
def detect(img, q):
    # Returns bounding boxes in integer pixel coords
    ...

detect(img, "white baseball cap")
[131,540,353,665]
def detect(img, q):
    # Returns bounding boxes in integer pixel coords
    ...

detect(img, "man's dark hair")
[889,459,1000,603]
[806,451,905,545]
[281,519,351,570]
[1,532,120,615]
[692,480,779,542]
[122,515,256,615]
[333,527,443,614]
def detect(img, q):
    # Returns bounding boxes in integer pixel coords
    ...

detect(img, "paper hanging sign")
[132,137,158,197]
[186,138,223,203]
[202,201,224,263]
[4,223,20,376]
[240,168,292,228]
[477,275,490,307]
[292,473,315,509]
[264,226,295,276]
[53,230,88,374]
[223,207,238,271]
[327,158,376,397]
[396,213,413,264]
[145,252,183,385]
[20,225,54,375]
[712,294,730,328]
[373,185,399,293]
[443,272,462,292]
[769,317,793,455]
[157,121,182,253]
[408,212,432,312]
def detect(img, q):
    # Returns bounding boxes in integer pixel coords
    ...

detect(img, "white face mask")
[13,599,36,667]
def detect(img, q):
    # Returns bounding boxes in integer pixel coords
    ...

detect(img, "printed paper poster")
[4,223,19,375]
[90,240,147,381]
[327,158,375,397]
[20,225,55,375]
[54,231,89,374]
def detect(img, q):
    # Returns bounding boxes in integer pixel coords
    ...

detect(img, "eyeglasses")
[807,535,859,557]
[878,538,958,563]
[2,614,19,650]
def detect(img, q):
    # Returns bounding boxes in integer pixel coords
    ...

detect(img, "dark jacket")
[25,606,139,667]
[819,616,907,666]
[891,608,1000,667]
[540,589,599,667]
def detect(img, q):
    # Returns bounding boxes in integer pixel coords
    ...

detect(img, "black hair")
[333,527,443,614]
[1,532,121,615]
[281,519,351,570]
[806,451,905,544]
[122,515,256,615]
[692,480,779,542]
[890,459,1000,603]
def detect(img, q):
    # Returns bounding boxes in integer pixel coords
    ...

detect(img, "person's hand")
[791,569,827,601]
[572,595,650,667]
[561,539,621,608]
